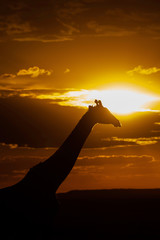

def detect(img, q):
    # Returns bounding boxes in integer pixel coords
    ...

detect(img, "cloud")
[64,68,70,74]
[1,143,18,149]
[102,136,160,146]
[13,36,73,43]
[17,66,52,78]
[76,154,155,167]
[0,87,90,107]
[6,21,33,35]
[57,1,88,18]
[154,122,160,125]
[0,66,52,80]
[127,65,160,76]
[0,67,53,89]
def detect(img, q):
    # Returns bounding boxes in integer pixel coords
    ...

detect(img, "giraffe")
[0,100,121,236]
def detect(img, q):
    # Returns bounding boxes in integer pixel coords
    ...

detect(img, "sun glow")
[34,87,159,115]
[90,88,159,115]
[66,88,159,115]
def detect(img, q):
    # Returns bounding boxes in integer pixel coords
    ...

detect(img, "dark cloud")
[0,94,85,147]
[1,0,160,42]
[0,0,80,42]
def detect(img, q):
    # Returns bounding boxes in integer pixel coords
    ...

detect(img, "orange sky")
[0,0,160,191]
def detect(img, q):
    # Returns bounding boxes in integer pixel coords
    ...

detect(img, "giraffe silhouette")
[0,100,121,238]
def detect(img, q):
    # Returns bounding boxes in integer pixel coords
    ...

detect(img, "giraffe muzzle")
[113,120,122,127]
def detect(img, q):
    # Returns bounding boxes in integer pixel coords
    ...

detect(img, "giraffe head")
[88,99,121,127]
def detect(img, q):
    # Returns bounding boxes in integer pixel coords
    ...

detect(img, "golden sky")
[0,0,160,191]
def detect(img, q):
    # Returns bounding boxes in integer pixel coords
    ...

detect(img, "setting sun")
[92,88,159,115]
[44,88,159,115]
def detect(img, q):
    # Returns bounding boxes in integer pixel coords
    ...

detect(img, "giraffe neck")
[44,111,96,190]
[19,111,96,192]
[55,111,95,158]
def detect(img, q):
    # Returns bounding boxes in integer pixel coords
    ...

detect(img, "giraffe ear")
[95,99,98,105]
[98,100,103,106]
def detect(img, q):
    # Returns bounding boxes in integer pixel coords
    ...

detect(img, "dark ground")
[53,189,160,239]
[2,189,160,239]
